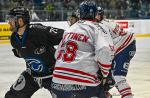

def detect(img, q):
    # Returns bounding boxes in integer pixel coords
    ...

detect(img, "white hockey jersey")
[101,19,135,54]
[52,20,114,86]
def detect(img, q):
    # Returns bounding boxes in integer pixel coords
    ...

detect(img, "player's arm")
[12,48,21,58]
[94,26,114,81]
[45,26,64,45]
[10,34,22,58]
[31,24,64,46]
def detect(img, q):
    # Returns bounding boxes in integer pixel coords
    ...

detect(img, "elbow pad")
[95,47,114,64]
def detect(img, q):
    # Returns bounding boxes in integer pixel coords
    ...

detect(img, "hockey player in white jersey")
[51,1,115,98]
[67,10,116,98]
[95,6,136,98]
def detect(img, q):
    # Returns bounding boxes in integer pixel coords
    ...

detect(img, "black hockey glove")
[103,75,115,91]
[12,49,21,58]
[97,69,116,91]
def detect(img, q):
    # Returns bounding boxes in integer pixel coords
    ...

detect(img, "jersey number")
[57,41,78,62]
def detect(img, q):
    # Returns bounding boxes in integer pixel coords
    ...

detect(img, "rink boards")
[1,20,150,44]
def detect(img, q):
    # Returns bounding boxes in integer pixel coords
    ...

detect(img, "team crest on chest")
[34,46,46,54]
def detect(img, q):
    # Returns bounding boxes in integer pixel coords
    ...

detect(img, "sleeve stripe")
[53,74,95,84]
[101,70,109,77]
[116,33,134,54]
[54,67,97,79]
[97,61,111,68]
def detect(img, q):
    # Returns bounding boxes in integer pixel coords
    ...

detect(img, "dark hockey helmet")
[9,6,30,24]
[71,11,79,19]
[97,6,104,16]
[67,11,79,26]
[79,1,97,20]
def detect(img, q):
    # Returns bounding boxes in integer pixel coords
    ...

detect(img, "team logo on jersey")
[129,51,136,57]
[25,58,45,72]
[49,27,58,34]
[34,46,46,55]
[13,75,25,91]
[123,62,129,70]
[25,68,32,75]
[113,61,116,69]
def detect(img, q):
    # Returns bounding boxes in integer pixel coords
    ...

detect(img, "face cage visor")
[7,15,26,32]
[67,15,79,26]
[6,15,17,22]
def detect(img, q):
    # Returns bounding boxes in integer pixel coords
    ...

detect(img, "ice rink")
[0,37,150,98]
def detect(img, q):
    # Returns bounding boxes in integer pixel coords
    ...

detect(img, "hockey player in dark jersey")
[5,7,64,98]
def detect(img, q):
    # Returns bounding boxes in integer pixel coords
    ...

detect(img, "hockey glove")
[12,49,21,58]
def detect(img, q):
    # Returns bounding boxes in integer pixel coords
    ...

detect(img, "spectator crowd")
[0,0,150,22]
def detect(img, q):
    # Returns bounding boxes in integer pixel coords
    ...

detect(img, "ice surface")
[0,38,150,98]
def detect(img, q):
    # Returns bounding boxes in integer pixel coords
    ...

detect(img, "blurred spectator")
[139,0,150,18]
[109,0,116,10]
[44,2,54,21]
[33,0,43,6]
[147,10,150,19]
[54,0,63,10]
[0,0,150,21]
[33,0,43,10]
[53,0,63,20]
[31,8,41,22]
[130,0,140,18]
[67,0,77,10]
[44,2,54,12]
[0,2,3,22]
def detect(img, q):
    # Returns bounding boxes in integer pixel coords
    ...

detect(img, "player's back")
[53,20,107,86]
[101,19,135,54]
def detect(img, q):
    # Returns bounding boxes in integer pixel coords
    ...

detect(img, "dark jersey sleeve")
[10,33,22,58]
[30,23,64,46]
[46,25,64,45]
